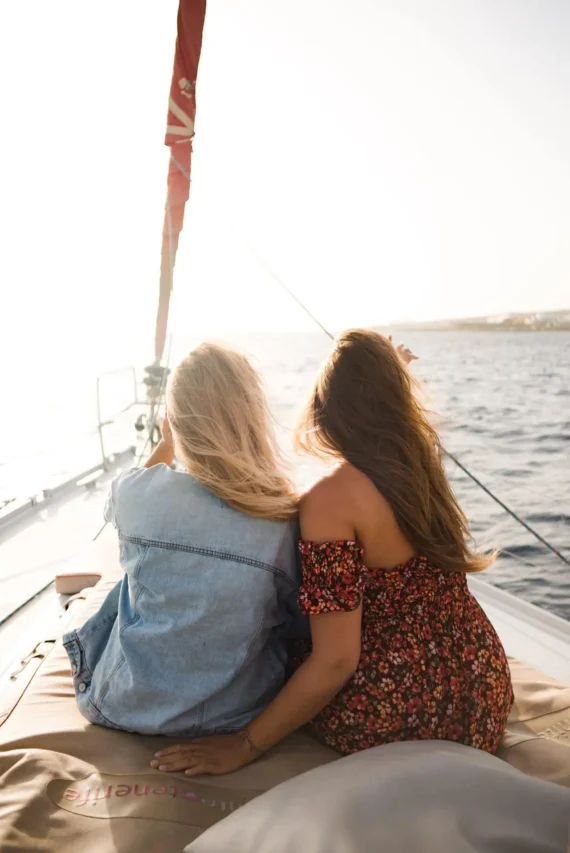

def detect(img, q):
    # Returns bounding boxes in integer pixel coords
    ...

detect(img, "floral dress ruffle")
[293,541,513,757]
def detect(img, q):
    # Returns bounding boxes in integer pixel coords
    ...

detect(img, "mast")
[155,0,207,362]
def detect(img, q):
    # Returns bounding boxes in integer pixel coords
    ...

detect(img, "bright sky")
[1,0,569,364]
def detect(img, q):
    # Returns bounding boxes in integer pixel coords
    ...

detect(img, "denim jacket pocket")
[63,633,92,693]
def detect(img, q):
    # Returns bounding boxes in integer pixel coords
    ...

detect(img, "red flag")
[155,0,207,361]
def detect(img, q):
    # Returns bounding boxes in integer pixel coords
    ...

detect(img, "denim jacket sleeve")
[103,467,139,526]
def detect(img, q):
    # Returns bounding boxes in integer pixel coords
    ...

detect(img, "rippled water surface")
[2,330,569,619]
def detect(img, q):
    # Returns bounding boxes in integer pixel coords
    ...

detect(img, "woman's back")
[301,462,416,570]
[65,464,299,735]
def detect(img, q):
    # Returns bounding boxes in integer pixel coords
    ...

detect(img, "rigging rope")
[500,548,541,572]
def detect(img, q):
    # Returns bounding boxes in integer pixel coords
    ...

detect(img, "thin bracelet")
[241,728,264,759]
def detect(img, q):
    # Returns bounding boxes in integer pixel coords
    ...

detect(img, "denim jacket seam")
[118,543,150,630]
[130,542,150,581]
[97,655,127,707]
[233,594,272,679]
[85,693,124,730]
[118,533,296,585]
[119,577,148,632]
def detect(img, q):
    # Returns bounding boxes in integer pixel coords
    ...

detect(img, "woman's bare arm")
[246,607,361,751]
[144,414,174,468]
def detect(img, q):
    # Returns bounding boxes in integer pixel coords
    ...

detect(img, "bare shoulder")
[298,467,353,540]
[333,462,381,497]
[299,463,391,541]
[301,463,385,507]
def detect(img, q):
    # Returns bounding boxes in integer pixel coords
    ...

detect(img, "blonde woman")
[64,343,301,736]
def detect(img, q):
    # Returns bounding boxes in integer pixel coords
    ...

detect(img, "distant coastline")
[387,309,570,332]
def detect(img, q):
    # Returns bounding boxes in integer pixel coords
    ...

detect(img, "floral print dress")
[292,541,513,756]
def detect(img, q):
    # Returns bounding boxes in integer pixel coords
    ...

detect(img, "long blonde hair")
[168,343,296,521]
[296,329,494,573]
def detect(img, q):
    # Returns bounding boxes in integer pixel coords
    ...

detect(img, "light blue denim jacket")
[63,464,304,736]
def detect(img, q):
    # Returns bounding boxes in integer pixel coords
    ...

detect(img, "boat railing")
[0,367,149,534]
[96,366,140,470]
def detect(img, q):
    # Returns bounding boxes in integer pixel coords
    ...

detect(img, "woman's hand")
[388,335,419,366]
[161,411,174,447]
[150,732,254,777]
[396,344,418,365]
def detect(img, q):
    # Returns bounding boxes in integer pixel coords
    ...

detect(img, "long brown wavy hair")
[296,329,494,573]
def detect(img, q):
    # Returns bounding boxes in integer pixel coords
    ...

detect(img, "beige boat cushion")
[1,529,569,852]
[187,740,570,853]
[499,658,570,786]
[54,573,101,595]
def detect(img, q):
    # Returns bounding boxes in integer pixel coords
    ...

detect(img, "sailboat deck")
[0,471,115,683]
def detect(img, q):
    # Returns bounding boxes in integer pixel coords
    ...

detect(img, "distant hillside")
[389,310,570,332]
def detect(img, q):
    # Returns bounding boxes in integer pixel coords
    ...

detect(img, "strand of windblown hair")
[443,451,570,566]
[215,212,570,568]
